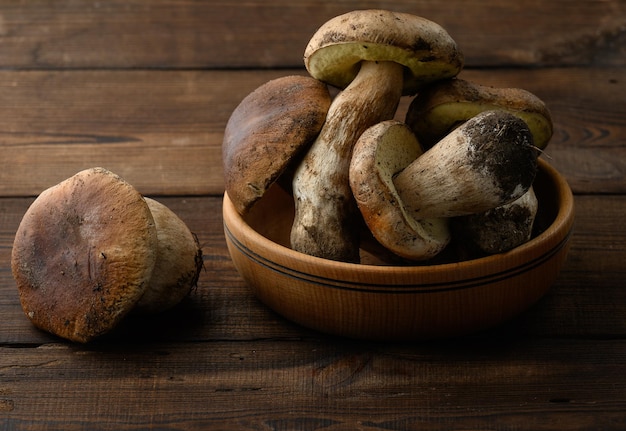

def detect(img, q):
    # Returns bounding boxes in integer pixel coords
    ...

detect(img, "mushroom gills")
[406,78,553,150]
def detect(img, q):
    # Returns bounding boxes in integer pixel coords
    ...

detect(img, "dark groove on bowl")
[224,223,572,294]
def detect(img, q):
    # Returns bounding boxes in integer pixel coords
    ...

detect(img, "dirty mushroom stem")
[291,60,404,262]
[392,110,538,220]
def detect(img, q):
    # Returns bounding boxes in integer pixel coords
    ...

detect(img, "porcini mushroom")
[291,10,464,262]
[11,167,202,342]
[222,75,331,215]
[350,111,538,260]
[406,78,553,150]
[394,110,538,220]
[349,120,451,260]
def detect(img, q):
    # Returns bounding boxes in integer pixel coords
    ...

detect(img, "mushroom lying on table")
[11,167,202,342]
[290,9,464,263]
[350,111,538,261]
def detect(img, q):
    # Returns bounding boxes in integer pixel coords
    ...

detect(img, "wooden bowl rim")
[223,158,574,292]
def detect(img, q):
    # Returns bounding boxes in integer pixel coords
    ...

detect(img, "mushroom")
[406,78,553,150]
[291,10,464,262]
[11,167,202,342]
[349,120,451,260]
[452,187,539,255]
[349,111,538,260]
[222,75,331,215]
[394,110,538,220]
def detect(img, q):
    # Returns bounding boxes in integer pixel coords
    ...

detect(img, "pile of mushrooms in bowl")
[222,10,574,340]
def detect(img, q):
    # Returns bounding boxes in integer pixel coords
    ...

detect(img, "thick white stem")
[291,60,404,262]
[394,111,536,219]
[135,198,202,314]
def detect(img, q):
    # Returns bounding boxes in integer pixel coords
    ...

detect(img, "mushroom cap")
[11,167,157,342]
[349,120,451,260]
[304,10,464,95]
[406,78,553,150]
[222,75,331,215]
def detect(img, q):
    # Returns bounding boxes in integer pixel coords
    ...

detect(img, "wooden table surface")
[1,1,625,429]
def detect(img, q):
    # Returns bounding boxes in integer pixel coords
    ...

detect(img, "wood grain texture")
[1,339,624,430]
[0,1,623,69]
[0,67,624,197]
[0,1,624,429]
[1,195,624,345]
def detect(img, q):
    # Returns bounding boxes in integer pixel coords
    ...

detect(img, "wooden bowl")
[223,158,574,340]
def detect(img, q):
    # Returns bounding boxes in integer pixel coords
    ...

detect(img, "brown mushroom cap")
[304,9,464,95]
[349,120,451,260]
[222,75,331,215]
[406,78,553,150]
[11,167,157,343]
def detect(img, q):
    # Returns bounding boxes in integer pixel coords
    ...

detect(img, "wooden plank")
[0,67,624,197]
[1,194,625,345]
[0,338,625,429]
[0,2,621,429]
[0,1,623,69]
[0,195,302,346]
[460,68,626,195]
[0,69,290,197]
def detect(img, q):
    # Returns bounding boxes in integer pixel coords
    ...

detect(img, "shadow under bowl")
[223,158,575,341]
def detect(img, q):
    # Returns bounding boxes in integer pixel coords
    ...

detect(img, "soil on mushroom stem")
[466,114,538,201]
[452,204,536,255]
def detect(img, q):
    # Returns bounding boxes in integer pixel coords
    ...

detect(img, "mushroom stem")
[393,110,538,220]
[134,198,203,314]
[10,168,204,343]
[452,186,539,255]
[291,60,404,262]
